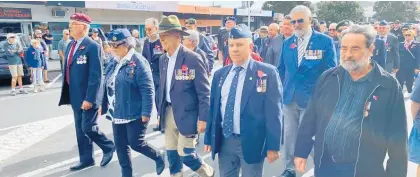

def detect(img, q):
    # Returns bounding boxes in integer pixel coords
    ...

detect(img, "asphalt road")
[0,63,416,177]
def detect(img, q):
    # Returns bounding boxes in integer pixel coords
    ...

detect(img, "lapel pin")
[249,77,252,80]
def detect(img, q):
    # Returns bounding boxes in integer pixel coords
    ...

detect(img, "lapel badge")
[373,95,378,101]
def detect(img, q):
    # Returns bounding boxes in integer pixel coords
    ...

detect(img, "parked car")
[0,33,32,84]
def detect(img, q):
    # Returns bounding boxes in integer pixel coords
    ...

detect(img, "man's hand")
[81,101,93,110]
[294,157,307,173]
[266,150,279,163]
[197,121,207,133]
[142,116,150,123]
[98,107,102,115]
[393,69,399,73]
[415,69,420,74]
[204,145,211,152]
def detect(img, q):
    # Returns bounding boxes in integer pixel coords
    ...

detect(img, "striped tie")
[223,66,243,138]
[297,37,305,65]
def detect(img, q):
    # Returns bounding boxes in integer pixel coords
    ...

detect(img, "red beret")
[70,13,91,24]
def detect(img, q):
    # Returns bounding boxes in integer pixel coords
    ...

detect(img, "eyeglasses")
[110,41,126,48]
[35,37,41,39]
[404,34,412,37]
[64,33,70,35]
[291,19,304,25]
[9,36,15,38]
[329,29,336,31]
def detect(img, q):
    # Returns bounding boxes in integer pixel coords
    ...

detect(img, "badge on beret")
[112,36,117,41]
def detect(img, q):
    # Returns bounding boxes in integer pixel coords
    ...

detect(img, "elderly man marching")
[58,13,115,171]
[204,24,282,177]
[157,15,214,177]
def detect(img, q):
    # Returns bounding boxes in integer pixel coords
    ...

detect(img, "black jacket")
[295,62,407,177]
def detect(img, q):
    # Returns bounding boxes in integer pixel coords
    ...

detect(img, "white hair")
[120,36,137,49]
[269,23,280,30]
[132,29,139,34]
[35,30,42,34]
[31,39,39,46]
[290,5,312,18]
[341,25,377,48]
[62,29,69,34]
[7,33,16,39]
[145,18,159,28]
[184,30,200,45]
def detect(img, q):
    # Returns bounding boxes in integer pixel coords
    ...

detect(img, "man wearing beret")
[204,24,282,177]
[157,15,214,177]
[377,20,400,73]
[185,18,215,75]
[59,13,115,171]
[278,6,337,177]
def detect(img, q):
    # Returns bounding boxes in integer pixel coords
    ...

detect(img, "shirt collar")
[167,44,181,59]
[149,35,160,43]
[231,57,251,72]
[76,36,85,44]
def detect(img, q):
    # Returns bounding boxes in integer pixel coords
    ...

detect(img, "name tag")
[305,50,323,60]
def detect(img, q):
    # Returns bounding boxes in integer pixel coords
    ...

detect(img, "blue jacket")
[142,38,163,86]
[25,46,44,68]
[59,37,103,110]
[398,41,420,69]
[278,30,337,108]
[101,52,154,120]
[158,45,210,135]
[198,33,215,73]
[295,64,407,177]
[372,39,387,68]
[204,59,282,164]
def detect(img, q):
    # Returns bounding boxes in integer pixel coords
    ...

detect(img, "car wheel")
[23,75,32,85]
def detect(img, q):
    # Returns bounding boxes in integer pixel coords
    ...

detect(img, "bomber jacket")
[295,61,407,177]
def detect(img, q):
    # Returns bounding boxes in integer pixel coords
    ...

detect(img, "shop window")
[48,22,69,50]
[0,23,22,33]
[111,25,125,30]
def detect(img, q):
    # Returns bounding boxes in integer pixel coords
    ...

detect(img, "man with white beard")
[294,24,407,177]
[277,5,337,177]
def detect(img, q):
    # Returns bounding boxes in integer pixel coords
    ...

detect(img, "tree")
[262,1,312,15]
[316,1,365,24]
[373,1,419,22]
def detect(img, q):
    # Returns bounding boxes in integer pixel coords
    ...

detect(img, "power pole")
[248,1,251,27]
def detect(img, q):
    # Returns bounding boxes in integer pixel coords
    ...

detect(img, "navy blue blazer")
[142,38,162,85]
[158,45,210,135]
[59,37,103,110]
[204,59,283,164]
[101,52,154,120]
[278,30,337,108]
[198,33,215,73]
[372,39,387,68]
[399,41,420,69]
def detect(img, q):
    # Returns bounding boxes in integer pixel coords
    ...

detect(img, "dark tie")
[223,66,243,138]
[66,41,77,85]
[380,36,384,40]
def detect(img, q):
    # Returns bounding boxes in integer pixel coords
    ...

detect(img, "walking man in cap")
[278,6,337,177]
[254,26,269,58]
[218,16,237,66]
[265,23,285,67]
[204,24,282,177]
[377,20,400,73]
[158,15,214,177]
[185,18,215,75]
[59,13,115,171]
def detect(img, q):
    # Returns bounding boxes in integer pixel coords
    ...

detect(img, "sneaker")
[28,84,34,88]
[20,89,28,94]
[39,85,45,92]
[11,90,16,96]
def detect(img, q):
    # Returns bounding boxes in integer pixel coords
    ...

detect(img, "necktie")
[297,37,305,65]
[66,41,77,84]
[223,66,243,138]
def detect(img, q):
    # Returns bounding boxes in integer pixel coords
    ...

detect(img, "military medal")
[189,69,195,80]
[181,64,188,80]
[256,70,266,93]
[83,55,87,64]
[176,69,182,80]
[364,102,371,118]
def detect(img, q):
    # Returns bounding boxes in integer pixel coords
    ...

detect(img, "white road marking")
[0,115,74,163]
[0,114,70,132]
[0,89,61,101]
[17,131,162,177]
[302,168,314,177]
[46,73,62,88]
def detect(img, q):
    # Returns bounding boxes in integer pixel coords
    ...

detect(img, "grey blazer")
[264,35,284,67]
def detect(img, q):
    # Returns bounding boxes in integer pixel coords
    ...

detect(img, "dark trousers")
[396,67,415,93]
[113,119,159,177]
[73,108,115,163]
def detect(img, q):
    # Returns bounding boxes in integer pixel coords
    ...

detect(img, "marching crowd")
[3,3,420,177]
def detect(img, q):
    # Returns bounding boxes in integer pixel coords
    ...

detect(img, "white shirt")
[165,44,181,103]
[106,48,135,124]
[220,58,250,134]
[67,36,86,65]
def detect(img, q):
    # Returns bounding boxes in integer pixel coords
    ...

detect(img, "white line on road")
[46,73,62,88]
[0,89,61,101]
[0,115,74,163]
[16,131,162,177]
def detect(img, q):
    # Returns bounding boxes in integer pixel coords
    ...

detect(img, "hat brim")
[158,29,190,36]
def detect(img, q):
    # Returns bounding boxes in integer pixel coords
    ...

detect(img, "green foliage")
[316,1,365,24]
[373,1,419,22]
[262,1,312,15]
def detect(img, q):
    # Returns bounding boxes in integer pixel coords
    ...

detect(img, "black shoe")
[155,150,166,175]
[280,170,296,177]
[152,125,160,132]
[100,149,114,167]
[69,162,95,171]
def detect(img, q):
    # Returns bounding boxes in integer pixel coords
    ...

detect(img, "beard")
[341,57,370,72]
[294,29,305,38]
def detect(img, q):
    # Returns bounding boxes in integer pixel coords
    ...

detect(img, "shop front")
[84,1,179,38]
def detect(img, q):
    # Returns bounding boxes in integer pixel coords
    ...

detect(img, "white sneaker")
[11,90,16,96]
[28,84,34,88]
[40,85,45,92]
[404,92,411,98]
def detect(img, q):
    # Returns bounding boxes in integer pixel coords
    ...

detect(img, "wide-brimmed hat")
[158,15,189,36]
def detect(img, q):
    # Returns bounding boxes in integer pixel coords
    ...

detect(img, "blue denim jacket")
[101,51,154,120]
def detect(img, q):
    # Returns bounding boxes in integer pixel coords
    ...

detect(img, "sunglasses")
[9,36,15,38]
[110,41,126,48]
[291,19,304,25]
[64,33,70,35]
[404,34,412,37]
[329,29,336,31]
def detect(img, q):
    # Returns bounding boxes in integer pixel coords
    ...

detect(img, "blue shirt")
[220,58,250,134]
[325,67,374,163]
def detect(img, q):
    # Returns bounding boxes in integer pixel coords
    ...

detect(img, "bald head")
[268,23,280,38]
